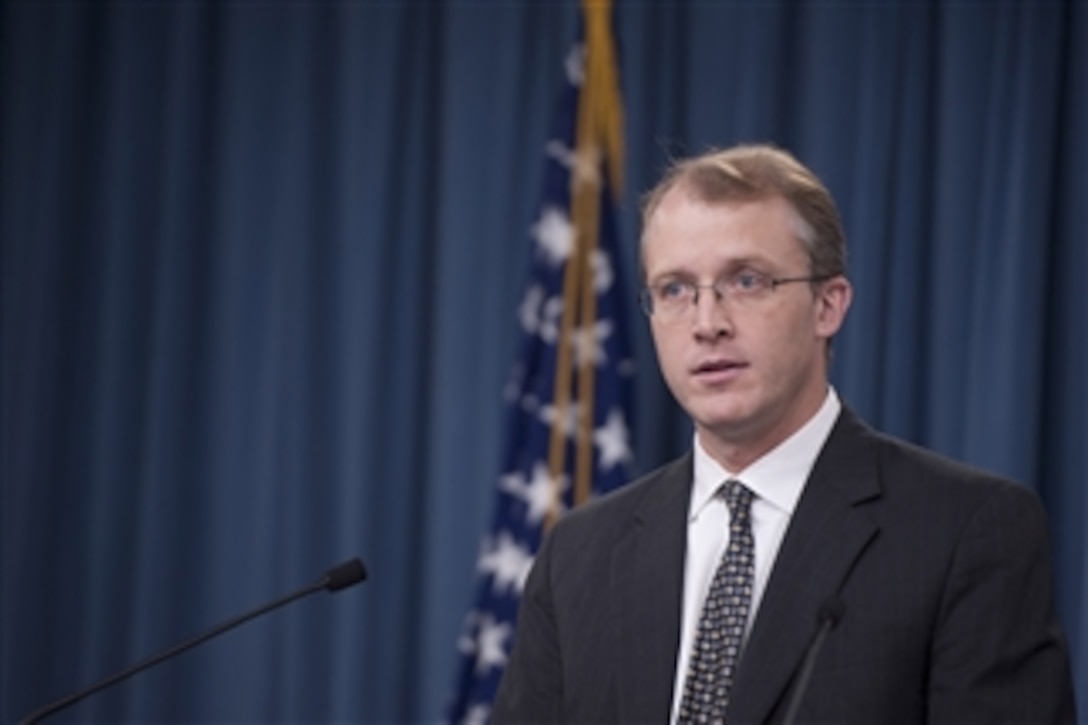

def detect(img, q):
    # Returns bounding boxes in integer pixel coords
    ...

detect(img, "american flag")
[445,3,632,722]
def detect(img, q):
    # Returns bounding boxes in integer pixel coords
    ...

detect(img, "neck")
[698,383,829,473]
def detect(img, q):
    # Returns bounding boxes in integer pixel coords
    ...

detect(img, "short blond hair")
[641,144,848,281]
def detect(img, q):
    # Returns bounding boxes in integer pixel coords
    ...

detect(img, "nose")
[692,287,733,341]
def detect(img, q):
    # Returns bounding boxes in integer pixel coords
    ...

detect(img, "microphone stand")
[20,558,367,724]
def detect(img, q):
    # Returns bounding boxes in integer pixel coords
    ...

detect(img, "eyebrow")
[648,256,775,284]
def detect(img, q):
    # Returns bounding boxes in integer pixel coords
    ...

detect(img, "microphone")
[780,596,844,725]
[20,557,368,725]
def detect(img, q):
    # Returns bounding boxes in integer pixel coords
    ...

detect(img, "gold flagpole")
[546,0,624,528]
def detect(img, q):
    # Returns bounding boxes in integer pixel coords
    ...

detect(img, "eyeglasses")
[640,270,834,319]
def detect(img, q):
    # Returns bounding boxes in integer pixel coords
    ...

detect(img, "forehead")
[642,189,809,277]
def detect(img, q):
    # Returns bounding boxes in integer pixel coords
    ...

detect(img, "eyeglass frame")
[639,270,837,318]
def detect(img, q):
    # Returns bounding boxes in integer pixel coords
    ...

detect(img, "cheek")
[650,325,687,379]
[748,307,818,366]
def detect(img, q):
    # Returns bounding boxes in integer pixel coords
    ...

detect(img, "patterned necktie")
[678,479,755,724]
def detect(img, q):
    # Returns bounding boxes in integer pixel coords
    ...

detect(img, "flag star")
[499,470,525,492]
[546,140,601,189]
[539,401,581,439]
[594,407,632,471]
[531,206,575,267]
[571,145,601,190]
[503,362,527,403]
[518,284,545,334]
[564,43,585,86]
[538,295,564,344]
[477,530,535,594]
[570,319,613,368]
[463,704,491,725]
[474,614,513,675]
[456,611,480,654]
[501,463,568,524]
[591,248,614,293]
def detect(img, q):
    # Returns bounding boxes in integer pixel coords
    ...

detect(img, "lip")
[690,358,748,384]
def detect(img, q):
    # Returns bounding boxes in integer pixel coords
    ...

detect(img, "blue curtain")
[3,2,1084,722]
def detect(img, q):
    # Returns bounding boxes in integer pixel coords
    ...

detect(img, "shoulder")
[837,407,1033,492]
[540,453,691,554]
[874,427,1038,503]
[837,408,1049,530]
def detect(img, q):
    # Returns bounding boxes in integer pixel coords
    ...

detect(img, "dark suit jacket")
[493,408,1076,723]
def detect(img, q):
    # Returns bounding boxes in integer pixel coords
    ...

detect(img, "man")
[493,144,1076,723]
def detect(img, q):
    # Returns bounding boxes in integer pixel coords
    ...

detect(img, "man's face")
[641,189,851,464]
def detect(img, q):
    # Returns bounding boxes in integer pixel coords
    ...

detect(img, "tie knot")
[723,478,754,516]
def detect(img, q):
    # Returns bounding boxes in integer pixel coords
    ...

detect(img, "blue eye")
[658,280,689,300]
[732,271,767,292]
[736,272,758,289]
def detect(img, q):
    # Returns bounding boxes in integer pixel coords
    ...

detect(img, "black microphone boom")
[780,596,845,725]
[20,557,368,725]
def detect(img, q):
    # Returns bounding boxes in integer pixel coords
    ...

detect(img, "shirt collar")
[690,387,842,520]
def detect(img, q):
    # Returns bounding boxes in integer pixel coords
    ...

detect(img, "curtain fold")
[3,2,1084,721]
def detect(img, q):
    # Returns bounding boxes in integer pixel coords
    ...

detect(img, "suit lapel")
[728,409,882,724]
[611,454,692,721]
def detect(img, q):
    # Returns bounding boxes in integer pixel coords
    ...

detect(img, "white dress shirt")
[669,388,842,723]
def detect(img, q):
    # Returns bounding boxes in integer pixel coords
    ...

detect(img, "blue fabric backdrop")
[3,2,1085,722]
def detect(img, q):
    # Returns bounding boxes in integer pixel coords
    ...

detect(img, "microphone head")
[324,558,368,591]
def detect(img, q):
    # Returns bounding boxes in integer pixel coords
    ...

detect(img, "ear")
[814,276,852,338]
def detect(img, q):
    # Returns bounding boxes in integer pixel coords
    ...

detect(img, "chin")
[690,404,755,435]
